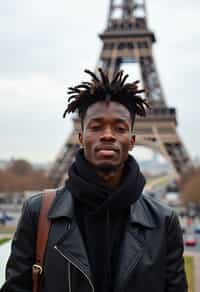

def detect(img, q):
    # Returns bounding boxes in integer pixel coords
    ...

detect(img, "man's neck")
[96,167,123,188]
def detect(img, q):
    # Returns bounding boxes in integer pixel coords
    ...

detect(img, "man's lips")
[98,149,116,156]
[95,146,119,156]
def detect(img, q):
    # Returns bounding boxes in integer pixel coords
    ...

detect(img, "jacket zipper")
[54,221,94,292]
[54,245,95,292]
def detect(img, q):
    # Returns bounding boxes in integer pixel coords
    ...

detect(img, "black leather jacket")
[1,187,188,292]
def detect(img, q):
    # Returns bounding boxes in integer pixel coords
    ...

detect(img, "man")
[1,69,187,292]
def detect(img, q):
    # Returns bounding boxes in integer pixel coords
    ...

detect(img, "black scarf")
[65,149,145,292]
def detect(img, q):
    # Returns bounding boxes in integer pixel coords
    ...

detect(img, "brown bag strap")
[32,189,56,292]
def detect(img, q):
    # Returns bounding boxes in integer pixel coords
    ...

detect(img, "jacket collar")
[48,187,74,219]
[48,187,158,228]
[129,197,158,228]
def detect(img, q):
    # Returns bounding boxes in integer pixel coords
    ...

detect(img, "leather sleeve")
[1,198,38,292]
[165,211,188,292]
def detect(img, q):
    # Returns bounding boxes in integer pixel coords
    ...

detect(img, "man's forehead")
[85,101,131,120]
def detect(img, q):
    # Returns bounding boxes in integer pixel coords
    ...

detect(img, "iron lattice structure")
[49,0,194,186]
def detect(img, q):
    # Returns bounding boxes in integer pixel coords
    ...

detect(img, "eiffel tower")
[49,0,194,187]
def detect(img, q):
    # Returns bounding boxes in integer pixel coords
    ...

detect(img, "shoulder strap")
[32,189,56,292]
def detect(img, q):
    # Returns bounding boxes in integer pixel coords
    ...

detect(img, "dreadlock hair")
[63,68,150,129]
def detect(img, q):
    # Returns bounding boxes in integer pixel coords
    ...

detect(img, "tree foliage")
[0,159,53,193]
[181,168,200,204]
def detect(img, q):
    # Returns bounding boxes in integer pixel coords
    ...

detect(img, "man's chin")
[94,163,121,173]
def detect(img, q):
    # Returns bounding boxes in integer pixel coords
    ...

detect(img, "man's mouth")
[98,149,116,156]
[95,146,119,157]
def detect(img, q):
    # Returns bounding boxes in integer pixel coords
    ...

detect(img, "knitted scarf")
[65,149,145,292]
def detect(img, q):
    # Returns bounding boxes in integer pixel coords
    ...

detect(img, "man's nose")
[100,126,116,142]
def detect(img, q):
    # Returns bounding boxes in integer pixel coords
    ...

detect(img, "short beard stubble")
[94,162,124,174]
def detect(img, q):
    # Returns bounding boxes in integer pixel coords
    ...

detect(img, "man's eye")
[116,126,127,132]
[91,125,101,130]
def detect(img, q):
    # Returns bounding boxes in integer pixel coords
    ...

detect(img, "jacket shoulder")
[142,194,175,216]
[139,194,178,228]
[24,187,64,217]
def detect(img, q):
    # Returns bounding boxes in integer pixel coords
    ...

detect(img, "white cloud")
[0,0,200,162]
[0,75,65,116]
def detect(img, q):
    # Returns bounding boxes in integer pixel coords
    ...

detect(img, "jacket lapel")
[114,196,158,291]
[55,220,93,282]
[48,188,93,284]
[114,223,145,291]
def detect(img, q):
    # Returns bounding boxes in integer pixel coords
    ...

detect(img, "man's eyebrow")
[88,117,128,123]
[114,118,129,124]
[88,118,103,123]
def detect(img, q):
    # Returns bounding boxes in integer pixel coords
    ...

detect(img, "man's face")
[79,101,135,171]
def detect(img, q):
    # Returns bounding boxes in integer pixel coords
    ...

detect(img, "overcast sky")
[0,0,200,163]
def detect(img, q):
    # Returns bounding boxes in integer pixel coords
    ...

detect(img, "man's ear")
[78,132,83,145]
[129,135,136,151]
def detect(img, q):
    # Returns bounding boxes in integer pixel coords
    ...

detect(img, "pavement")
[0,240,11,287]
